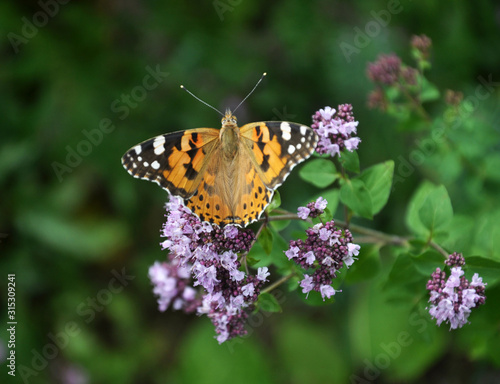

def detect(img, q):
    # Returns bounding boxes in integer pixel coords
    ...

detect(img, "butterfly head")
[222,109,238,127]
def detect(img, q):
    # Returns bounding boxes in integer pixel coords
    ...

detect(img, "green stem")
[430,241,449,258]
[334,220,409,247]
[398,83,431,122]
[261,272,296,294]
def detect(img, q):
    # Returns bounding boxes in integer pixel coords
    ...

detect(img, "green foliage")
[357,160,394,215]
[299,158,338,188]
[406,182,453,241]
[256,292,282,313]
[418,75,441,103]
[339,149,360,174]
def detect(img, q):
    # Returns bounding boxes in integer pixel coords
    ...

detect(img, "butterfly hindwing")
[121,128,220,199]
[240,121,318,188]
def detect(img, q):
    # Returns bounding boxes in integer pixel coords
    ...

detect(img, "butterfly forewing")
[240,121,318,189]
[121,128,220,199]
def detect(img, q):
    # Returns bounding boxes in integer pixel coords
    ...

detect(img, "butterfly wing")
[239,121,318,189]
[121,128,220,199]
[122,128,251,226]
[122,121,318,227]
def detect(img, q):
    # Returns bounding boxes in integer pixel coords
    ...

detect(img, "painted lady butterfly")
[121,79,318,226]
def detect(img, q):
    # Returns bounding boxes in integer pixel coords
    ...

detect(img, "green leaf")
[419,76,440,102]
[344,245,381,284]
[339,150,360,174]
[406,181,452,240]
[269,217,291,232]
[473,210,500,260]
[465,256,500,287]
[442,214,475,254]
[267,190,281,212]
[357,160,394,215]
[258,227,274,255]
[410,250,444,276]
[299,158,338,188]
[256,292,282,313]
[418,185,453,239]
[251,227,290,271]
[383,252,427,302]
[385,86,401,102]
[339,179,373,219]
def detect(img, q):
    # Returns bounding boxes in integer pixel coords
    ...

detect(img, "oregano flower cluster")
[286,198,360,300]
[427,252,486,329]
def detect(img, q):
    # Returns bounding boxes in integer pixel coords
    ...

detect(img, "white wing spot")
[137,156,142,161]
[288,145,296,154]
[280,122,292,141]
[151,160,160,170]
[296,143,302,150]
[153,136,166,155]
[134,145,142,155]
[300,125,308,135]
[143,161,149,167]
[301,137,306,143]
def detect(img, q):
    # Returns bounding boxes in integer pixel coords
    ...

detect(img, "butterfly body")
[122,110,318,226]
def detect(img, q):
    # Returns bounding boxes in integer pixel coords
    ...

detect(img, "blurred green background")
[1,1,500,383]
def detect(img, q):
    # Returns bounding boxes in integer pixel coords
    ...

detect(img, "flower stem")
[398,83,431,122]
[334,219,409,247]
[261,272,296,294]
[430,241,449,258]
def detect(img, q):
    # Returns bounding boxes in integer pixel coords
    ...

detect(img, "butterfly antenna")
[233,72,267,113]
[180,85,224,116]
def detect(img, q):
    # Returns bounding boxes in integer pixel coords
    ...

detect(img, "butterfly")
[121,77,318,226]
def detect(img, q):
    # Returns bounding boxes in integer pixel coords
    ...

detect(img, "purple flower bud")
[284,219,359,300]
[312,105,361,158]
[427,254,486,330]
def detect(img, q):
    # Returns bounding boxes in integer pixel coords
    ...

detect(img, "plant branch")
[430,241,449,258]
[261,272,296,294]
[335,219,409,247]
